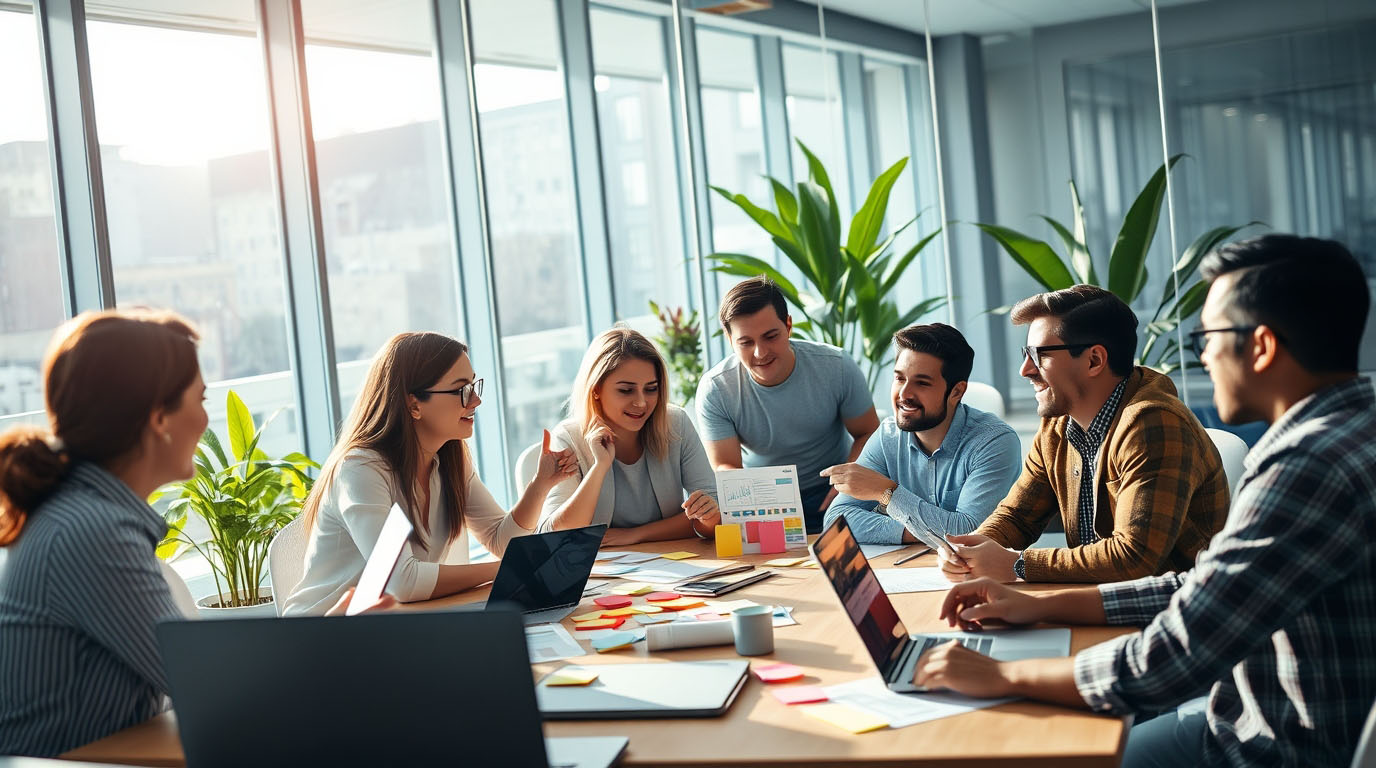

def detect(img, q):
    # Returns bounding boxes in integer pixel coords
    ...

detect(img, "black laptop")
[482,524,606,624]
[157,610,626,768]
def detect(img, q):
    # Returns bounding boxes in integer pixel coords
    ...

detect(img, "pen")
[893,546,931,566]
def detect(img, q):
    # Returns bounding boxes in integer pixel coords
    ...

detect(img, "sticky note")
[656,597,707,611]
[629,604,662,614]
[710,599,756,613]
[610,582,653,596]
[802,703,888,734]
[594,595,633,609]
[600,607,638,617]
[745,521,761,543]
[574,617,625,630]
[771,685,828,705]
[753,663,805,683]
[545,668,599,686]
[591,631,638,652]
[659,551,699,560]
[714,524,743,557]
[765,556,808,567]
[572,610,608,622]
[634,613,675,625]
[759,521,786,554]
[695,612,728,621]
[645,591,681,602]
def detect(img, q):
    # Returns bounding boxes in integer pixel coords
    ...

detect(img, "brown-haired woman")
[538,327,719,547]
[282,332,576,616]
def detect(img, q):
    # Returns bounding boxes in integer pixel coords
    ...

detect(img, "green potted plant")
[155,390,318,618]
[707,140,946,391]
[648,301,705,406]
[972,154,1262,372]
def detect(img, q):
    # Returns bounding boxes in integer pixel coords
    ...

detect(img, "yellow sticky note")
[611,582,653,596]
[765,557,808,567]
[802,560,821,568]
[659,551,699,560]
[630,604,662,614]
[715,524,743,558]
[656,597,707,610]
[572,611,608,622]
[801,703,888,734]
[545,669,599,686]
[600,607,638,617]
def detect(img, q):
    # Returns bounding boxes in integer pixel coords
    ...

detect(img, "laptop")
[481,524,607,624]
[810,516,1070,694]
[157,610,627,768]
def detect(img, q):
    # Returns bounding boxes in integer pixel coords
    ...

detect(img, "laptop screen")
[810,517,908,673]
[488,524,606,611]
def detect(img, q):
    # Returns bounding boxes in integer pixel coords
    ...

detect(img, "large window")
[783,44,852,216]
[87,7,299,455]
[0,4,64,425]
[471,0,586,469]
[302,0,463,412]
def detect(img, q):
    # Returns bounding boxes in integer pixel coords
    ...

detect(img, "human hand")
[913,640,1014,699]
[600,526,638,547]
[585,419,616,467]
[938,534,975,582]
[818,463,895,503]
[938,577,1046,631]
[947,533,1020,583]
[324,587,397,616]
[681,490,719,523]
[533,429,578,491]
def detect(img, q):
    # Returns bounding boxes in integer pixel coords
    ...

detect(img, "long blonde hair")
[570,327,671,459]
[301,332,469,542]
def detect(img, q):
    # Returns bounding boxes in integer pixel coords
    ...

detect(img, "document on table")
[525,623,586,663]
[859,544,905,560]
[613,551,662,564]
[590,564,639,577]
[716,465,808,548]
[874,567,951,594]
[616,558,717,584]
[823,677,1012,728]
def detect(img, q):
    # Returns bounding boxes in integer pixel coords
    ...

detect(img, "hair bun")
[0,427,71,545]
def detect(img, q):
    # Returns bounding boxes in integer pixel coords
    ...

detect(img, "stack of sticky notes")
[544,667,599,686]
[659,551,699,561]
[752,663,805,683]
[801,703,888,734]
[590,631,639,653]
[654,597,707,612]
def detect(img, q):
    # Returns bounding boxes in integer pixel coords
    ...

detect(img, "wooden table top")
[63,538,1131,767]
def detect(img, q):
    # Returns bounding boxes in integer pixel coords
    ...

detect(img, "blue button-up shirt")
[823,403,1023,544]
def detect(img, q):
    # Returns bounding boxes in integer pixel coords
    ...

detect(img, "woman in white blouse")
[283,332,576,615]
[539,327,720,547]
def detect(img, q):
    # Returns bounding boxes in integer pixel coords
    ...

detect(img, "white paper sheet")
[823,677,1012,728]
[590,564,639,577]
[615,558,716,584]
[873,567,952,594]
[612,551,662,564]
[525,623,586,663]
[859,544,905,560]
[347,503,413,616]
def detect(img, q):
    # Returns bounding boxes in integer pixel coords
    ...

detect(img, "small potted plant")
[649,300,705,407]
[155,391,318,618]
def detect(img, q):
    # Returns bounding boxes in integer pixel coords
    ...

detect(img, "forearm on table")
[1004,657,1088,709]
[429,561,501,599]
[1035,586,1107,625]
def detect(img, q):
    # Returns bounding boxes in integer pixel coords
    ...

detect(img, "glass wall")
[782,43,852,216]
[0,4,64,425]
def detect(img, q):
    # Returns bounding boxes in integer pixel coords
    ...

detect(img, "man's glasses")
[1021,343,1091,373]
[415,378,484,407]
[1187,327,1258,358]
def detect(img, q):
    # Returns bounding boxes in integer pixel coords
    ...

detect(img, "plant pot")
[195,587,277,620]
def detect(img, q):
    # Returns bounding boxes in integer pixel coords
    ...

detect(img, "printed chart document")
[525,623,586,663]
[347,504,413,616]
[823,677,1012,728]
[716,465,808,549]
[874,567,951,594]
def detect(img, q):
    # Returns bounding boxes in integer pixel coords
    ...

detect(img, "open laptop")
[810,516,1070,694]
[480,524,606,624]
[158,610,626,768]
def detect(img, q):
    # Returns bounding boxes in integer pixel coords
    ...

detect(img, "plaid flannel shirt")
[1074,376,1376,767]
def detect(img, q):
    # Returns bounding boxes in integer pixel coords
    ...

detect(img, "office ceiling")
[801,0,1207,37]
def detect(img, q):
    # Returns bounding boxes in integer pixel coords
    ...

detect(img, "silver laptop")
[480,524,606,625]
[811,516,1070,693]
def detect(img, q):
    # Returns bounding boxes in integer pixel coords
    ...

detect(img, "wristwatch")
[1013,552,1027,581]
[878,484,896,508]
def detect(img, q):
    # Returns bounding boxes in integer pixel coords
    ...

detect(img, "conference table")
[62,537,1132,767]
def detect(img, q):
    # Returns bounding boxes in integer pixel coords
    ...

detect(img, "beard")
[1033,380,1070,418]
[895,399,948,432]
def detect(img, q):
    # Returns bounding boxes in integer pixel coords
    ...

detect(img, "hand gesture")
[913,640,1013,699]
[533,429,578,491]
[938,577,1046,631]
[585,419,616,467]
[945,533,1020,583]
[681,489,720,528]
[818,463,895,503]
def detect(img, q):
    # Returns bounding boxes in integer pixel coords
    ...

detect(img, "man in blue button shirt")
[821,323,1022,545]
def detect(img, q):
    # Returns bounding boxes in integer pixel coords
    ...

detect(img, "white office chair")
[1205,428,1249,499]
[1353,699,1376,768]
[158,559,199,618]
[268,517,308,616]
[513,441,541,494]
[961,381,1006,419]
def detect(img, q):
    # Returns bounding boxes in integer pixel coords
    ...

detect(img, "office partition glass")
[782,44,852,217]
[0,5,65,425]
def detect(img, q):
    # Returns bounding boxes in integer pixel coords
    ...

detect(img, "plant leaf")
[1157,221,1265,312]
[1068,181,1096,284]
[796,140,841,235]
[971,223,1075,291]
[1038,215,1095,286]
[796,181,841,296]
[769,178,798,228]
[710,186,793,243]
[706,253,803,303]
[226,390,254,463]
[879,228,942,297]
[846,156,908,263]
[1107,154,1182,302]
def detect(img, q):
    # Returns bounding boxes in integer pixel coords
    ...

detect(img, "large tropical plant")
[707,140,946,390]
[154,391,318,608]
[973,154,1261,372]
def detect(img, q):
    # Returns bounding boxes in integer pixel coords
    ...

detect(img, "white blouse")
[281,448,529,615]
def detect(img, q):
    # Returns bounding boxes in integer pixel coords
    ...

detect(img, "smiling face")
[1020,316,1089,419]
[892,349,956,432]
[726,306,795,387]
[595,358,661,435]
[410,353,480,449]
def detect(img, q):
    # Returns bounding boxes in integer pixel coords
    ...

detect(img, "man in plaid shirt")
[914,235,1375,767]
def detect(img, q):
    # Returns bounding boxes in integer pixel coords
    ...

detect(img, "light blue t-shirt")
[695,339,874,492]
[823,404,1023,545]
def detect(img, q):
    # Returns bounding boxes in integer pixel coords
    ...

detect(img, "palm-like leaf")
[1107,154,1182,302]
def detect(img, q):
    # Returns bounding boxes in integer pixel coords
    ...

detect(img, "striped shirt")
[1064,377,1128,545]
[0,463,179,757]
[1074,376,1376,766]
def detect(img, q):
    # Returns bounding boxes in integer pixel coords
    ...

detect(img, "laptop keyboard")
[891,635,995,686]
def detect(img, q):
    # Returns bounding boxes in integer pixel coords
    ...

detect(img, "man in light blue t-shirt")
[820,323,1022,545]
[696,276,880,533]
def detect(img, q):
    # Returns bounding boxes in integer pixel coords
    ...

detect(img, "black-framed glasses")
[1021,343,1091,372]
[1187,327,1259,358]
[415,378,483,406]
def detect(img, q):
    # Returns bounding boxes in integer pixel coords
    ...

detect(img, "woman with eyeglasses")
[282,332,577,615]
[538,327,720,547]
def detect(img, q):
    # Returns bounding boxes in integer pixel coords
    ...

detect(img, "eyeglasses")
[1187,327,1258,358]
[1021,343,1091,373]
[415,378,484,407]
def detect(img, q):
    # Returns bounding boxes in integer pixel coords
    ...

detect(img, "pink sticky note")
[771,685,828,705]
[745,521,761,543]
[752,662,805,683]
[759,520,786,554]
[593,595,632,609]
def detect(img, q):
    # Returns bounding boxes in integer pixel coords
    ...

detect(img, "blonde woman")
[539,327,719,546]
[283,332,576,615]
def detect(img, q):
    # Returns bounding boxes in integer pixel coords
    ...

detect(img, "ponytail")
[0,426,70,546]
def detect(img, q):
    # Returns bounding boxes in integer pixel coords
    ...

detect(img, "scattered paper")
[633,613,675,625]
[573,618,624,631]
[572,610,608,622]
[613,552,662,564]
[822,677,1011,729]
[545,667,599,686]
[659,551,700,560]
[629,604,662,614]
[772,606,798,627]
[585,627,647,643]
[591,630,640,652]
[801,702,888,734]
[707,599,758,614]
[859,543,904,560]
[873,567,952,594]
[525,623,586,664]
[599,607,639,617]
[595,551,634,561]
[590,564,639,577]
[610,582,653,596]
[764,556,808,567]
[771,685,828,705]
[618,559,716,584]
